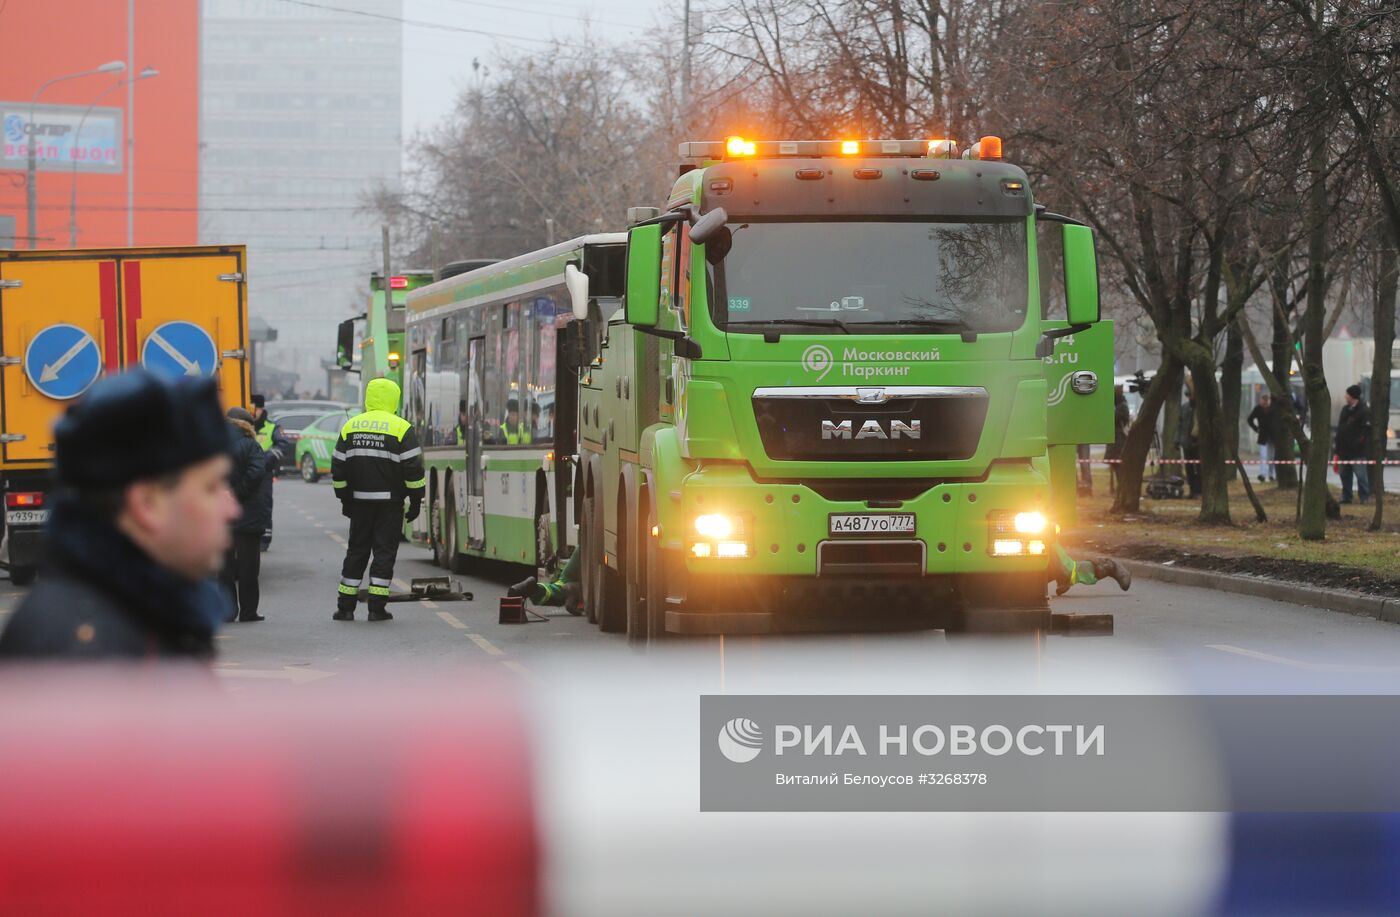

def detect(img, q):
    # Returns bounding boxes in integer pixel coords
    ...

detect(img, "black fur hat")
[55,370,230,489]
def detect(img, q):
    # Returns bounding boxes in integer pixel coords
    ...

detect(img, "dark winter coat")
[1247,403,1283,447]
[1335,401,1372,459]
[0,494,229,660]
[228,418,276,534]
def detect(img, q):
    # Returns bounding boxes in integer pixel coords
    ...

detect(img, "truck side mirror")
[565,262,590,321]
[625,223,662,328]
[1062,223,1100,325]
[336,319,355,370]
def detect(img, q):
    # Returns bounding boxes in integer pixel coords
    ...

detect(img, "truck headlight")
[694,513,737,539]
[691,513,748,559]
[1013,511,1046,534]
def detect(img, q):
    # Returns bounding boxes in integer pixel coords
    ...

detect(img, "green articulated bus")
[400,236,627,569]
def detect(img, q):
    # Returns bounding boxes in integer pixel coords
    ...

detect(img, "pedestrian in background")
[1248,394,1281,483]
[250,394,290,551]
[221,407,276,622]
[1104,385,1130,494]
[1335,384,1372,504]
[1179,382,1201,498]
[0,372,237,660]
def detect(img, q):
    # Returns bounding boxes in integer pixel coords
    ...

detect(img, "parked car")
[269,402,354,473]
[294,409,355,483]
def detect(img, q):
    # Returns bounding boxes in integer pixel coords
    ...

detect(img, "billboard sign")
[1,103,123,174]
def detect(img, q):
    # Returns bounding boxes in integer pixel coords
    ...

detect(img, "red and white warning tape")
[1078,458,1400,465]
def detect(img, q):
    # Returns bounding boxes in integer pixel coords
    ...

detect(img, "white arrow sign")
[148,330,202,376]
[39,334,96,384]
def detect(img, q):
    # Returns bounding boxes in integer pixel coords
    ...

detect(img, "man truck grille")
[751,386,988,462]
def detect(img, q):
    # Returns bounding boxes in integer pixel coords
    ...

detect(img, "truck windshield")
[716,219,1029,334]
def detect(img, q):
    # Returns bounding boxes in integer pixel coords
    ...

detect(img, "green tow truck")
[570,136,1114,641]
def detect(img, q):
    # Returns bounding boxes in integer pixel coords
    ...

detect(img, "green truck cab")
[337,271,436,394]
[573,137,1113,640]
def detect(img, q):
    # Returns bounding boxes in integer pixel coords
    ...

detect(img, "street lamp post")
[69,67,158,247]
[25,60,125,248]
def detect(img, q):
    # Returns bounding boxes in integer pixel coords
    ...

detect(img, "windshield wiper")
[730,318,852,341]
[863,318,979,341]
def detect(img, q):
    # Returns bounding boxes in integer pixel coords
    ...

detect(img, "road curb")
[1120,559,1400,624]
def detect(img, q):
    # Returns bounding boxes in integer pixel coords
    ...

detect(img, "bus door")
[465,336,486,548]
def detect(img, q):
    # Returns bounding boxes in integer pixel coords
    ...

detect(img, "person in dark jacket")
[1178,384,1200,498]
[0,371,238,660]
[1335,384,1372,504]
[220,408,276,622]
[1247,394,1282,483]
[250,394,290,551]
[331,378,425,622]
[1104,385,1130,494]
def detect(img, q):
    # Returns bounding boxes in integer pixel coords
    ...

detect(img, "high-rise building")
[200,0,403,394]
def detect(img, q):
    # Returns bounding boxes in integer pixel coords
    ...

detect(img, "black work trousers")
[338,502,403,612]
[221,530,263,621]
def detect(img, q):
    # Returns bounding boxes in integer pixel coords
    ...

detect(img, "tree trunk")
[1111,356,1183,514]
[1161,376,1183,461]
[1222,319,1244,459]
[1270,286,1300,489]
[1185,355,1233,524]
[1299,123,1332,541]
[1371,228,1398,531]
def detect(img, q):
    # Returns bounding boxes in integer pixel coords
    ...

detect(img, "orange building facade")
[0,1,199,250]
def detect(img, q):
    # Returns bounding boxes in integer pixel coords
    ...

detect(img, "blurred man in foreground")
[0,372,238,660]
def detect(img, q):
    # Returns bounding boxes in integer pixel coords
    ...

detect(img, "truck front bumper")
[660,460,1053,631]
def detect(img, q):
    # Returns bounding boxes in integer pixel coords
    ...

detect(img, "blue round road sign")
[24,323,101,401]
[141,321,218,380]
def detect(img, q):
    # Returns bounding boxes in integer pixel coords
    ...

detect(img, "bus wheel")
[644,503,668,644]
[9,566,35,588]
[444,492,463,573]
[431,498,450,569]
[581,495,598,625]
[534,490,554,574]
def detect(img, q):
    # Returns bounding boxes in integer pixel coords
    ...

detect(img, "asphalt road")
[4,476,1400,691]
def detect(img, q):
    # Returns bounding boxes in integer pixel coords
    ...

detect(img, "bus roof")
[406,232,625,318]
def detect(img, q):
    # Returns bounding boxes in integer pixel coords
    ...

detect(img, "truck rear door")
[0,256,115,467]
[125,250,249,408]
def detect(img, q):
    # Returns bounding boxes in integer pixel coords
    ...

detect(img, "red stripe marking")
[98,262,119,371]
[123,261,143,366]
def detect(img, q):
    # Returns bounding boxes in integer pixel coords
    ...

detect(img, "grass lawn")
[1064,467,1400,581]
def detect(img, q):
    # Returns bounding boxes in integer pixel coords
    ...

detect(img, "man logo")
[801,344,834,382]
[717,717,764,763]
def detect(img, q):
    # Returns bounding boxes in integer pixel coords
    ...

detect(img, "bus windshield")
[717,219,1029,334]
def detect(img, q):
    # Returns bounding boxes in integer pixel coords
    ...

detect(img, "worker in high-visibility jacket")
[330,378,425,622]
[498,398,532,445]
[1048,543,1131,595]
[508,549,581,614]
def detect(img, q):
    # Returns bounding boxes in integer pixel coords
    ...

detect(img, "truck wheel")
[596,499,626,634]
[644,503,668,644]
[300,454,320,483]
[9,566,35,587]
[624,515,645,646]
[581,496,598,625]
